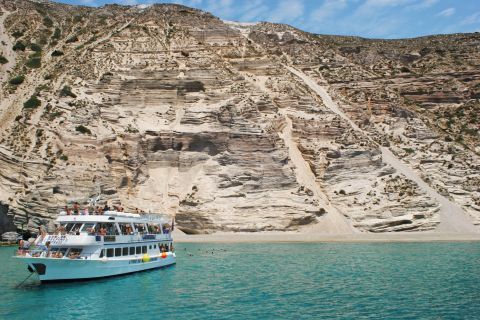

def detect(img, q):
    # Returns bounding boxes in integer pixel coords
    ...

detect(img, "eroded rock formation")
[0,1,478,234]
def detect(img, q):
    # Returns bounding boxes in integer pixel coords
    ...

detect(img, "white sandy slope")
[285,65,478,234]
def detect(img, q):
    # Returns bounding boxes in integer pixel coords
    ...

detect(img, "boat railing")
[57,210,172,222]
[14,248,97,260]
[15,248,174,260]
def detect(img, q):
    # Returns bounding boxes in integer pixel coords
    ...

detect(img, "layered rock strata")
[0,1,478,234]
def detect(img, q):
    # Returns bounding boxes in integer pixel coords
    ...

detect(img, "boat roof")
[56,211,170,224]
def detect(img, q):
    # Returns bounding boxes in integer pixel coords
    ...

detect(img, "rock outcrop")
[0,1,478,234]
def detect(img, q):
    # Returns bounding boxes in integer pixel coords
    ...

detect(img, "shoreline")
[173,231,480,243]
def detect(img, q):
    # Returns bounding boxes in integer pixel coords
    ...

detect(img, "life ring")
[161,252,167,259]
[142,254,150,262]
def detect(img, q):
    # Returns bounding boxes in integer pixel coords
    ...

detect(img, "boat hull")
[15,254,176,282]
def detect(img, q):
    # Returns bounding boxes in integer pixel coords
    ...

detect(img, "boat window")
[115,248,122,257]
[149,245,152,249]
[118,223,133,235]
[122,247,129,256]
[142,246,147,254]
[153,244,156,249]
[98,223,119,235]
[129,247,135,255]
[99,249,105,258]
[109,223,120,235]
[81,223,95,233]
[134,223,146,234]
[147,223,161,234]
[107,248,114,257]
[136,246,141,254]
[65,223,83,233]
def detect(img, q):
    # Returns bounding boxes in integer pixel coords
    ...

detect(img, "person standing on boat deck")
[41,241,51,257]
[73,202,80,215]
[34,226,46,246]
[64,205,71,215]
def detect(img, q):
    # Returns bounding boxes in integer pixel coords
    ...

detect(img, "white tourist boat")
[14,211,176,282]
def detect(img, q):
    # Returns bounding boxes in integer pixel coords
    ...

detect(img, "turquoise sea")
[1,242,479,319]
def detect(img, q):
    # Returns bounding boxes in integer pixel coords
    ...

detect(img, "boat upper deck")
[57,211,170,224]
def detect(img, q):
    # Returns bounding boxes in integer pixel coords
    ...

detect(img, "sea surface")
[1,242,479,319]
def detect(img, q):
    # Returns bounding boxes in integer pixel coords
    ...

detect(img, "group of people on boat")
[16,226,76,258]
[48,223,169,237]
[64,202,146,216]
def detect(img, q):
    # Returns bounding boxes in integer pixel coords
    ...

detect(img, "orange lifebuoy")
[161,252,167,259]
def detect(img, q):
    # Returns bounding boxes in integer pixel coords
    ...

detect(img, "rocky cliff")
[0,0,478,234]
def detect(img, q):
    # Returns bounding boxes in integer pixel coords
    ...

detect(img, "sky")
[55,0,480,39]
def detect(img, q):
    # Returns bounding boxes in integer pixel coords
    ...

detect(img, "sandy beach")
[173,230,480,243]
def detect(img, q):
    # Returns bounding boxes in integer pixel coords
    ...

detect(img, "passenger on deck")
[68,251,80,259]
[83,208,89,215]
[55,224,66,235]
[103,204,110,212]
[34,226,46,246]
[73,202,80,215]
[40,241,51,257]
[99,227,107,236]
[65,205,71,215]
[71,227,80,236]
[18,239,30,255]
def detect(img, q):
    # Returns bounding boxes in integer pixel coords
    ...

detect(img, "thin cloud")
[407,0,438,10]
[462,11,480,25]
[437,8,455,17]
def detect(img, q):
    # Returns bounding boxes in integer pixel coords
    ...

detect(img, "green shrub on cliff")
[0,55,8,64]
[59,86,77,98]
[26,57,41,68]
[12,30,24,38]
[43,16,53,28]
[24,95,41,109]
[75,125,91,135]
[51,50,64,57]
[13,41,26,51]
[9,75,25,85]
[30,43,42,52]
[66,35,78,43]
[52,27,61,40]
